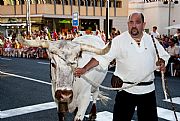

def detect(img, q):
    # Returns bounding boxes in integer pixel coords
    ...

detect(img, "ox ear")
[80,41,111,55]
[18,36,49,48]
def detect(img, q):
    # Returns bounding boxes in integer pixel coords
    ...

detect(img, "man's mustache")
[131,27,138,31]
[131,27,139,35]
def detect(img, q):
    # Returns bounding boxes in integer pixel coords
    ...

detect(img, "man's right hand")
[74,58,99,78]
[74,67,87,77]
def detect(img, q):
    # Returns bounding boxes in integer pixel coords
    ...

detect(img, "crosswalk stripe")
[157,107,180,120]
[37,62,49,65]
[0,71,51,85]
[164,97,180,105]
[85,111,135,121]
[0,102,56,118]
[0,57,12,60]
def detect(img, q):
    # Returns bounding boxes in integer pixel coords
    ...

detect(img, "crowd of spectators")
[0,27,110,59]
[155,29,180,76]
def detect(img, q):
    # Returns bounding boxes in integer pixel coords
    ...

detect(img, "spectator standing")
[3,38,12,57]
[166,38,179,60]
[95,30,102,38]
[174,29,180,37]
[101,30,107,44]
[150,26,160,39]
[161,36,169,49]
[52,29,58,41]
[85,27,93,35]
[116,30,121,36]
[110,27,116,40]
[176,33,180,46]
[0,37,4,55]
[166,38,180,76]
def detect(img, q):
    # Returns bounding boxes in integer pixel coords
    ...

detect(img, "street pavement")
[0,56,180,121]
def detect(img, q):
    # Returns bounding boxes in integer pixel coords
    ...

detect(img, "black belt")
[123,81,153,86]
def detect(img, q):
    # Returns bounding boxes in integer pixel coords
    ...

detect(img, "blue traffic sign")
[72,12,79,26]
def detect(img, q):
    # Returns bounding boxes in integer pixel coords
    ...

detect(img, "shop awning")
[0,23,26,27]
[165,24,180,29]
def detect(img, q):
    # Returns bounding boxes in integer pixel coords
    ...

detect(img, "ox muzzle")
[55,89,73,103]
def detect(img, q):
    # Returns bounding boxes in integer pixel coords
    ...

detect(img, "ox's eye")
[51,63,56,68]
[74,56,78,60]
[67,62,76,66]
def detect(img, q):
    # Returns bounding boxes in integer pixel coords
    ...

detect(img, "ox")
[19,35,111,121]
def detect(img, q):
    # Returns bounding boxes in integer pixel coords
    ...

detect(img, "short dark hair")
[112,28,116,31]
[153,26,157,30]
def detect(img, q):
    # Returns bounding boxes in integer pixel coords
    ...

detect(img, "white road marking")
[164,97,180,105]
[85,111,135,121]
[0,57,12,61]
[157,107,180,121]
[0,102,56,118]
[37,62,49,65]
[90,111,113,121]
[0,71,51,85]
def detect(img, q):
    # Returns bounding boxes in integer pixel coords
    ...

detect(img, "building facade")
[0,0,128,35]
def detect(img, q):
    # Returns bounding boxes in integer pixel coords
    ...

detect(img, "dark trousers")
[113,90,158,121]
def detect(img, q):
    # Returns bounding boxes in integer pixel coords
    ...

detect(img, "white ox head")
[19,37,111,103]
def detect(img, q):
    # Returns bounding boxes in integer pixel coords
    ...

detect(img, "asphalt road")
[0,56,180,121]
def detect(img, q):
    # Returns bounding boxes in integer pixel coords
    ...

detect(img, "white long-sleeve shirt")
[94,31,170,94]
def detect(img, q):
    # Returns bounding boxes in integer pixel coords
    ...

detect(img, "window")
[101,0,106,7]
[80,0,85,6]
[0,0,4,5]
[13,0,16,5]
[46,0,52,4]
[94,0,97,6]
[64,0,68,5]
[56,0,61,4]
[20,0,25,4]
[72,0,76,5]
[116,1,122,8]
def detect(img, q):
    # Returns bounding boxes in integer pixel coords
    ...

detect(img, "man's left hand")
[156,58,166,73]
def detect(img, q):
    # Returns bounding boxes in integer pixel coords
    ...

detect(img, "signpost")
[72,12,79,27]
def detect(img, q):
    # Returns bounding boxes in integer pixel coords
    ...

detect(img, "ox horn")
[18,36,49,48]
[80,41,111,55]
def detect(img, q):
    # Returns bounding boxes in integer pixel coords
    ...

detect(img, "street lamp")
[163,0,178,36]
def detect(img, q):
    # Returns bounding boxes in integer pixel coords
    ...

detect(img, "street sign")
[72,12,79,26]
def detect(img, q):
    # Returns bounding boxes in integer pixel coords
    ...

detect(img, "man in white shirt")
[74,12,170,121]
[150,26,160,39]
